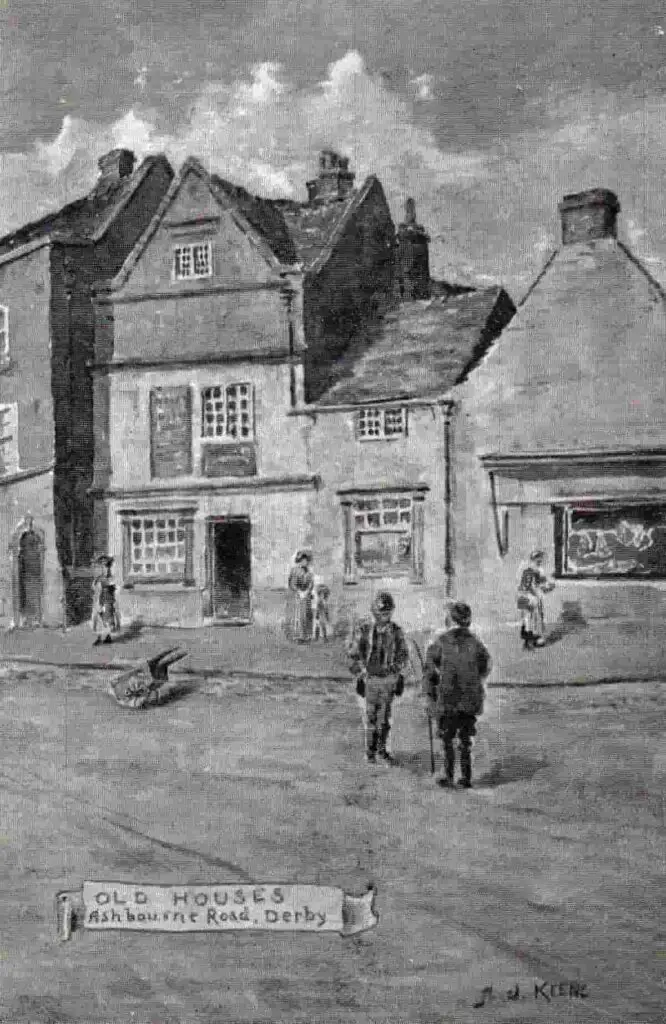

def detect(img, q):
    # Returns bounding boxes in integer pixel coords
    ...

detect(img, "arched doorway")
[10,516,45,628]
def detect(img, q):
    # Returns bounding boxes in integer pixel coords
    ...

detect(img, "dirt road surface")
[0,663,663,1023]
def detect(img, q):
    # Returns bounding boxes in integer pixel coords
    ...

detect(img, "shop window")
[172,241,212,281]
[555,503,666,579]
[0,403,18,475]
[201,383,254,441]
[357,406,407,440]
[122,512,194,585]
[341,491,425,582]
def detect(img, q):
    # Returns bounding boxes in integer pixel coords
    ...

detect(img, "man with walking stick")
[348,592,409,764]
[423,602,491,789]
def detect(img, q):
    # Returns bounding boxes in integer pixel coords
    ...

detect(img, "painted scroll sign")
[56,883,378,940]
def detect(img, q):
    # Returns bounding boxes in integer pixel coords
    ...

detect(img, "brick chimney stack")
[306,150,356,204]
[97,149,136,190]
[558,188,620,246]
[396,198,431,300]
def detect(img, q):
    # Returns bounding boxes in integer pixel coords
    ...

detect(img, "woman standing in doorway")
[517,549,555,649]
[285,550,315,643]
[91,556,120,646]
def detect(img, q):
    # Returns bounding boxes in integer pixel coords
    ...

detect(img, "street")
[0,663,663,1023]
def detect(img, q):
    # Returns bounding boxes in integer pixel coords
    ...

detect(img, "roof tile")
[315,288,514,404]
[0,156,172,257]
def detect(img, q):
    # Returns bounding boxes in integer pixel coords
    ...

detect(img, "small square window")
[358,406,407,440]
[173,242,213,281]
[201,383,254,442]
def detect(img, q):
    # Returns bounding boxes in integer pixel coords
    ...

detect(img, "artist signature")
[473,980,588,1007]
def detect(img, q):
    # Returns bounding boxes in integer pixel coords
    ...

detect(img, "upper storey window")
[172,242,212,281]
[358,406,407,440]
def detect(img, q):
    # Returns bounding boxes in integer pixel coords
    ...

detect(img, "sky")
[2,0,666,296]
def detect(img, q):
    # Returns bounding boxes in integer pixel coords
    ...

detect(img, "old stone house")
[300,285,515,631]
[452,188,666,627]
[91,150,515,631]
[91,151,398,627]
[0,150,173,628]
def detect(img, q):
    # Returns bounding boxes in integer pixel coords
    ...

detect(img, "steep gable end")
[103,159,291,297]
[470,239,666,454]
[277,175,391,274]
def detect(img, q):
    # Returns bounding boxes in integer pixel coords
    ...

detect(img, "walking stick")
[427,710,436,775]
[410,638,436,776]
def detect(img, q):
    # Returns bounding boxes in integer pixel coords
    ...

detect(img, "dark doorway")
[18,530,43,625]
[211,518,251,622]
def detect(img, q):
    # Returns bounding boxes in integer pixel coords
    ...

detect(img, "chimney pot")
[307,149,355,204]
[97,148,136,186]
[397,197,431,300]
[558,188,620,245]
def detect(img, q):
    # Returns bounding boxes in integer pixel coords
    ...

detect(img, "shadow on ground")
[154,680,198,706]
[541,621,587,647]
[393,749,437,778]
[476,753,549,788]
[113,618,147,644]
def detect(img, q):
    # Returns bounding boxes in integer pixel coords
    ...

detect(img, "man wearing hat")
[423,602,491,788]
[348,592,409,764]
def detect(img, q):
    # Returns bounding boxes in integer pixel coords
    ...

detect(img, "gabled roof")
[0,155,173,258]
[209,174,297,265]
[314,287,516,405]
[472,236,666,456]
[100,158,389,293]
[273,176,384,273]
[100,157,298,292]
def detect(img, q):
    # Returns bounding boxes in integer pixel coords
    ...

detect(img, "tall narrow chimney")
[558,188,620,245]
[396,198,431,300]
[97,149,136,190]
[306,150,355,204]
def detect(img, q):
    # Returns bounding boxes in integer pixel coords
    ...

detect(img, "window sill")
[201,439,255,445]
[123,579,196,589]
[357,436,406,443]
[344,575,422,584]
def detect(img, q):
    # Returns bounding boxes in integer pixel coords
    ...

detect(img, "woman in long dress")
[517,549,555,649]
[285,550,315,643]
[91,555,121,646]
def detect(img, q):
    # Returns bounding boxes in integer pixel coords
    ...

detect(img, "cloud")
[2,53,666,296]
[410,74,435,100]
[133,67,149,91]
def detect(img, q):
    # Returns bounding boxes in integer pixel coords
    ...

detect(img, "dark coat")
[348,620,409,678]
[424,627,492,715]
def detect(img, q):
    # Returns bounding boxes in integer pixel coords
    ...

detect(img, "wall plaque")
[202,442,257,478]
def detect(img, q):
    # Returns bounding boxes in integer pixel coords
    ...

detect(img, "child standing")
[312,584,332,641]
[424,602,491,789]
